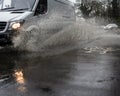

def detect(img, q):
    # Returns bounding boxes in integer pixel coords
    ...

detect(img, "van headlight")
[12,22,21,29]
[10,20,24,30]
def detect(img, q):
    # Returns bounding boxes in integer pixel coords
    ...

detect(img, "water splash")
[84,47,113,54]
[12,14,120,56]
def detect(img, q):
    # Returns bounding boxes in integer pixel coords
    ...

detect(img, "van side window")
[34,0,47,15]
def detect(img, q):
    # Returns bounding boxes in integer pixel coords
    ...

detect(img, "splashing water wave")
[11,14,120,56]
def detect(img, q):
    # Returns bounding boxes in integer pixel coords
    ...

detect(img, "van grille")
[0,22,7,31]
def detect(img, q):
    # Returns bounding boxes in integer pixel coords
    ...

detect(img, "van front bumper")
[0,31,13,46]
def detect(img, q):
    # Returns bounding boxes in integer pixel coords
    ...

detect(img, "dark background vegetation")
[78,0,120,24]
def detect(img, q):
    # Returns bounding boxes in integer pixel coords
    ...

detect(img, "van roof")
[54,0,74,6]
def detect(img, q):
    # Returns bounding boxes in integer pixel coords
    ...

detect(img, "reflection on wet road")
[0,49,119,96]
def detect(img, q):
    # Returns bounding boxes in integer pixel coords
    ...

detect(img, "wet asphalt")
[0,48,119,96]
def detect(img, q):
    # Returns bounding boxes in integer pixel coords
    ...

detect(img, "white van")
[0,0,75,46]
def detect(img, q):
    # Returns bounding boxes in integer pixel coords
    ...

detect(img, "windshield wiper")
[0,7,15,10]
[10,8,29,11]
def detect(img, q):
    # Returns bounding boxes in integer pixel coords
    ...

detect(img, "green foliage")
[80,0,120,23]
[80,1,111,17]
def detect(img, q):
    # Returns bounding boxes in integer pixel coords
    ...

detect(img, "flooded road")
[0,16,120,96]
[0,48,120,96]
[0,16,120,95]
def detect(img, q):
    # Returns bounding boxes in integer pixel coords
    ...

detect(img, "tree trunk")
[111,0,119,19]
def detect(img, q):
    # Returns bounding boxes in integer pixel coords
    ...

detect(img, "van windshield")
[0,0,36,11]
